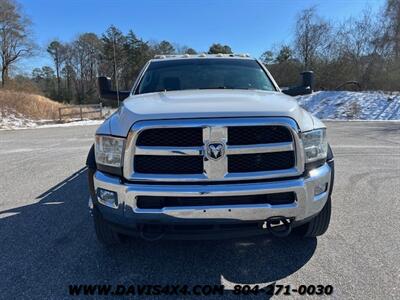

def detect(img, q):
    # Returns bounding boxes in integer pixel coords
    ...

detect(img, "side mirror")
[98,76,130,102]
[282,71,314,96]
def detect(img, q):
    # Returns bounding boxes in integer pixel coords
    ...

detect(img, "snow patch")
[0,106,111,130]
[0,109,37,130]
[0,108,103,130]
[296,91,400,120]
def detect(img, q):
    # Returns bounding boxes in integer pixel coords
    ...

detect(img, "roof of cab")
[151,53,254,62]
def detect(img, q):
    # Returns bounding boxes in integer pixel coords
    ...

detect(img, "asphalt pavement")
[0,121,399,299]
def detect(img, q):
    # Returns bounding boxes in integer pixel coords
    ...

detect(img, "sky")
[19,0,384,73]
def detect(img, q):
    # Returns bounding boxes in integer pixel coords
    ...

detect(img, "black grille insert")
[228,125,292,145]
[137,128,203,146]
[136,192,295,209]
[134,155,203,174]
[228,151,295,173]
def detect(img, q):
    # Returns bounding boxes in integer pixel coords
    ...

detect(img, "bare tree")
[336,10,379,86]
[0,0,34,87]
[70,33,101,103]
[294,7,331,69]
[47,40,66,99]
[384,0,400,58]
[337,11,376,62]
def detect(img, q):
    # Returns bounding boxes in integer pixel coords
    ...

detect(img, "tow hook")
[139,224,165,241]
[265,216,293,237]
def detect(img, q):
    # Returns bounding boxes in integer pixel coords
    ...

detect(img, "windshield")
[136,58,276,94]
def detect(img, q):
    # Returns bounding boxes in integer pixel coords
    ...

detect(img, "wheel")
[294,197,331,238]
[93,207,121,245]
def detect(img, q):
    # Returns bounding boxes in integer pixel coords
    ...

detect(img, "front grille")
[228,151,295,173]
[136,192,295,209]
[129,119,300,181]
[136,128,203,146]
[228,126,292,145]
[134,155,203,174]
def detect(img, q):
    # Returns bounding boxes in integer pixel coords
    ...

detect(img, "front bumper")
[92,163,332,231]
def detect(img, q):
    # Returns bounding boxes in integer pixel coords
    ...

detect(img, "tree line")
[34,30,232,104]
[0,0,399,105]
[262,0,400,91]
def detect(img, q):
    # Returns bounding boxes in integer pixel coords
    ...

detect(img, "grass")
[0,89,64,120]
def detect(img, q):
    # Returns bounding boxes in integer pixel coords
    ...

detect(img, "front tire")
[93,207,121,245]
[295,197,331,238]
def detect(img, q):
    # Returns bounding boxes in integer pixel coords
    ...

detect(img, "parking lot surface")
[0,121,399,299]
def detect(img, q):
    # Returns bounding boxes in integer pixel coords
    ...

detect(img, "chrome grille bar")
[135,146,204,156]
[135,142,293,156]
[226,142,293,155]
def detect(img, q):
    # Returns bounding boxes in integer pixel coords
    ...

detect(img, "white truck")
[86,54,334,244]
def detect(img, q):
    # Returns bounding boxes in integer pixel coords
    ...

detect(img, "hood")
[97,89,321,137]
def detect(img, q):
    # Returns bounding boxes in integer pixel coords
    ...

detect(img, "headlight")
[95,135,125,167]
[302,129,328,163]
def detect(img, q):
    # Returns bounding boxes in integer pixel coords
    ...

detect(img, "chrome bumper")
[92,163,332,223]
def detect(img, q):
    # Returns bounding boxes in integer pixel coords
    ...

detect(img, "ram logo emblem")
[206,142,225,160]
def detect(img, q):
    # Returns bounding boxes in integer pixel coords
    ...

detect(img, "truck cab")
[87,54,334,244]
